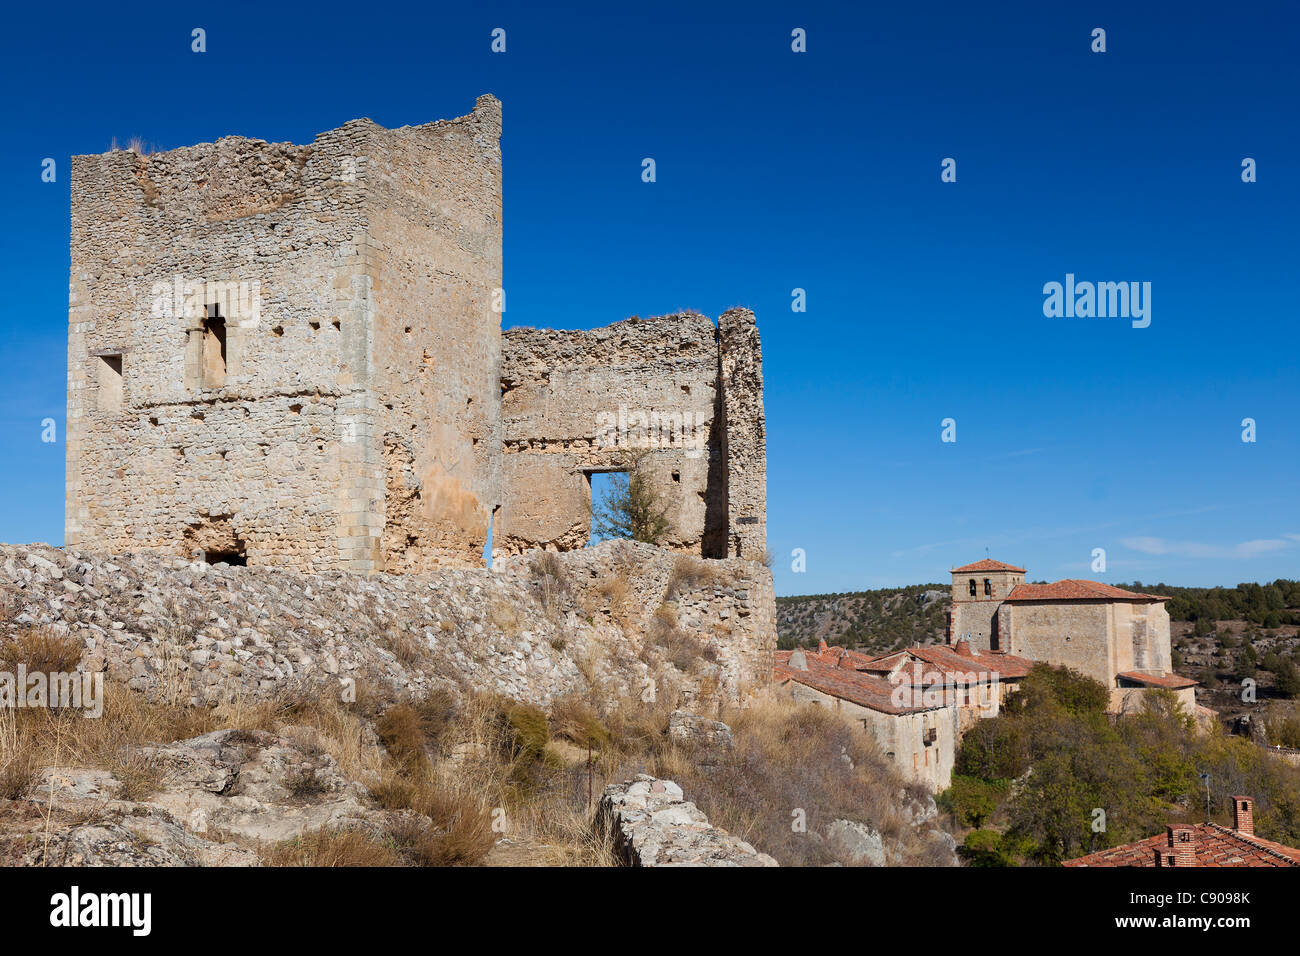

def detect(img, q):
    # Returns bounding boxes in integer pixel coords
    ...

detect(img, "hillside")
[776,585,950,654]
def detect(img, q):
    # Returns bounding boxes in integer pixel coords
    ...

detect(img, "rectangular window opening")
[586,469,630,547]
[97,354,123,411]
[202,305,227,388]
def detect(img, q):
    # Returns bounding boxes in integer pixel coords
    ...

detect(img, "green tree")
[590,453,672,545]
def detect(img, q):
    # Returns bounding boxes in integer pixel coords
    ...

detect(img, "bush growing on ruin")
[591,453,672,545]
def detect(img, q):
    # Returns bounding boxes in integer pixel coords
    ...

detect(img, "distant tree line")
[1116,579,1300,629]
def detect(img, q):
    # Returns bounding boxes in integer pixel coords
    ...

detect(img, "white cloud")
[1121,535,1298,560]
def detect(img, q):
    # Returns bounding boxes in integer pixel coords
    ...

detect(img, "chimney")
[838,651,855,669]
[954,639,973,658]
[818,639,828,656]
[1165,825,1197,866]
[788,649,808,671]
[1230,796,1254,836]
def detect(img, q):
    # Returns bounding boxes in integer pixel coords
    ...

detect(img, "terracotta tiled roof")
[859,643,1035,684]
[1005,579,1170,602]
[774,648,935,715]
[774,642,1030,714]
[1116,670,1198,690]
[952,559,1026,574]
[1064,823,1300,868]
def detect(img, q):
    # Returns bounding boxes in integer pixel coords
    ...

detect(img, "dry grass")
[0,628,83,673]
[530,552,569,616]
[263,828,400,867]
[664,555,724,601]
[646,604,708,672]
[650,694,950,866]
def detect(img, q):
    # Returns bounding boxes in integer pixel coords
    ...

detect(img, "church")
[946,558,1196,712]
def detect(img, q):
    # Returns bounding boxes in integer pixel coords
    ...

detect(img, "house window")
[983,578,992,596]
[202,304,227,388]
[968,578,977,596]
[97,354,123,411]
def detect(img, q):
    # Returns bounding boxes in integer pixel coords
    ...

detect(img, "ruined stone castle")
[65,95,766,572]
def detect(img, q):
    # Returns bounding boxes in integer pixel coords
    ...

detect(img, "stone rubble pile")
[596,775,778,867]
[0,541,768,710]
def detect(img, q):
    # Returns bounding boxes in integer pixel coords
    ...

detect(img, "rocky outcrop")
[595,775,777,867]
[826,819,885,867]
[1,726,408,866]
[668,711,734,749]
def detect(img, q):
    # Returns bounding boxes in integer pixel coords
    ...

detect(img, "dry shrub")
[530,551,570,615]
[263,828,399,867]
[656,694,944,866]
[376,704,431,771]
[374,690,459,771]
[487,598,523,636]
[384,629,425,667]
[549,696,609,749]
[0,708,35,799]
[108,750,164,801]
[394,787,496,866]
[596,572,630,621]
[283,765,328,799]
[664,555,723,601]
[0,628,83,673]
[646,606,707,671]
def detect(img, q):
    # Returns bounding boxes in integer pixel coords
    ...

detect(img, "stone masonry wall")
[717,308,767,560]
[499,310,766,560]
[499,313,722,556]
[365,96,503,572]
[67,97,501,572]
[1005,601,1114,685]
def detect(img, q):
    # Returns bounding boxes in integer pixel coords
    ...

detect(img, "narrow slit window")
[202,305,227,388]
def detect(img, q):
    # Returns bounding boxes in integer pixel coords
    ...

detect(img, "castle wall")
[364,97,504,571]
[67,121,375,569]
[718,308,767,560]
[498,314,727,556]
[67,99,504,572]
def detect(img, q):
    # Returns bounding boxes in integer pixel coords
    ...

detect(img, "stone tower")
[947,558,1026,651]
[66,96,504,571]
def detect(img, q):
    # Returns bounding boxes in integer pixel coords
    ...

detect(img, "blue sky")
[0,1,1296,595]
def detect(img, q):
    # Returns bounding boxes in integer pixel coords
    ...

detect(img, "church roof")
[952,559,1026,574]
[1005,580,1170,602]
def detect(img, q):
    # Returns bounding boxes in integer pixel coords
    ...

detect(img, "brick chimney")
[1165,825,1197,866]
[954,639,974,658]
[818,639,828,657]
[1230,796,1254,836]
